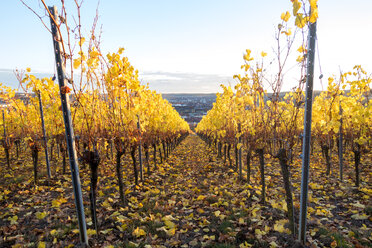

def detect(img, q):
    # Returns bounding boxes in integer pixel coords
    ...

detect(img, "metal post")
[339,103,343,181]
[137,115,143,183]
[298,20,317,244]
[37,90,52,179]
[48,6,88,246]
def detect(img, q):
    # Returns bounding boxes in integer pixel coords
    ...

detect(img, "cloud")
[139,71,233,93]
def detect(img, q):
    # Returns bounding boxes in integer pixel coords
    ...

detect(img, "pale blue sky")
[1,1,371,93]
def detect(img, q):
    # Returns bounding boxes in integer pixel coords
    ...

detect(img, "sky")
[0,0,372,93]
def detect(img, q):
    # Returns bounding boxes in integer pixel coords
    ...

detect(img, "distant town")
[163,94,216,128]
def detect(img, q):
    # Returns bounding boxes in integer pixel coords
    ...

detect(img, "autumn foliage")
[0,0,371,247]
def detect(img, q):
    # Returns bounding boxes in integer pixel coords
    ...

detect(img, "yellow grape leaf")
[239,242,252,248]
[157,226,176,236]
[125,188,132,195]
[295,13,308,28]
[36,212,47,220]
[292,0,302,16]
[167,227,176,236]
[8,215,18,225]
[150,188,160,195]
[251,207,260,218]
[281,200,288,211]
[274,220,288,233]
[73,58,81,69]
[219,214,226,220]
[52,197,68,208]
[127,242,138,248]
[132,227,146,237]
[261,51,267,57]
[297,45,306,53]
[351,202,365,209]
[102,200,111,209]
[89,49,100,58]
[361,224,368,231]
[255,228,266,237]
[117,224,127,232]
[197,208,205,214]
[118,47,125,54]
[274,224,284,232]
[214,210,221,217]
[310,7,318,23]
[202,234,215,240]
[37,242,46,248]
[238,218,244,224]
[164,220,176,229]
[79,37,85,46]
[196,195,206,201]
[243,49,254,61]
[351,213,368,220]
[280,11,290,22]
[87,229,97,236]
[271,200,280,209]
[237,143,243,150]
[162,215,176,221]
[296,55,304,63]
[310,0,318,8]
[100,228,113,235]
[315,209,324,216]
[281,29,292,36]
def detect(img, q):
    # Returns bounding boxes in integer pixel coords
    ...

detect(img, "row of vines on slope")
[196,0,371,238]
[0,1,190,236]
[1,53,190,233]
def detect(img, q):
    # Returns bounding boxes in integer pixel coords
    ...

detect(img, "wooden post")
[2,109,10,169]
[48,6,88,246]
[2,109,6,139]
[257,148,265,204]
[339,102,343,181]
[110,139,113,160]
[137,115,143,183]
[238,123,242,180]
[37,90,51,179]
[298,19,317,244]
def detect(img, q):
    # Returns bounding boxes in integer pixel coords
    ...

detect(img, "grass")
[218,220,233,234]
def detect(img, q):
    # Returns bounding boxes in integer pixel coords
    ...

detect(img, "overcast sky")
[1,0,371,93]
